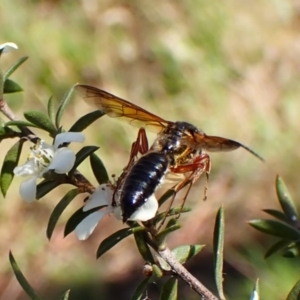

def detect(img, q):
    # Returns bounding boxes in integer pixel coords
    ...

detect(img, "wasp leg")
[157,153,211,229]
[112,128,150,207]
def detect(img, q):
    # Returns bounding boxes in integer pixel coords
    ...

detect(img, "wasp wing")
[182,133,264,162]
[76,84,169,133]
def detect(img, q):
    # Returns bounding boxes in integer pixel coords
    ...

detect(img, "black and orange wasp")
[76,84,264,224]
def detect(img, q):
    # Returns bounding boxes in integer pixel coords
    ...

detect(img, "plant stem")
[158,246,219,300]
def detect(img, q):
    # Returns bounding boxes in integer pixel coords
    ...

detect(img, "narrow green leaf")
[160,277,178,300]
[149,264,164,283]
[286,280,300,300]
[69,110,105,132]
[90,153,109,184]
[155,219,181,242]
[131,277,150,300]
[153,206,191,223]
[283,241,300,258]
[97,226,144,258]
[134,231,155,264]
[9,251,44,300]
[276,176,298,224]
[24,110,57,134]
[69,146,99,175]
[158,189,176,207]
[3,56,28,81]
[172,245,204,264]
[64,205,104,237]
[265,240,292,258]
[36,179,64,199]
[55,86,74,128]
[249,219,300,240]
[156,256,171,272]
[283,246,300,258]
[3,79,23,93]
[47,188,80,240]
[5,120,39,128]
[47,96,56,125]
[263,209,289,222]
[250,278,259,300]
[213,206,226,300]
[60,290,70,300]
[0,126,20,140]
[0,139,24,196]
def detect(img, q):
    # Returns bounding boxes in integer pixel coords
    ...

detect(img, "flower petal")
[14,159,39,176]
[48,148,75,173]
[19,176,37,202]
[128,194,158,221]
[54,132,85,148]
[0,42,18,53]
[83,184,112,211]
[75,209,112,240]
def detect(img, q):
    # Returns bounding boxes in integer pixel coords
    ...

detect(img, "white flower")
[75,184,159,240]
[0,42,18,54]
[75,184,121,240]
[14,132,85,202]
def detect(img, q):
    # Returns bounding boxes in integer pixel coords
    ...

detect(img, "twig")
[158,246,219,300]
[0,96,38,143]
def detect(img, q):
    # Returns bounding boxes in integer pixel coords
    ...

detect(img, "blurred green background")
[1,0,300,299]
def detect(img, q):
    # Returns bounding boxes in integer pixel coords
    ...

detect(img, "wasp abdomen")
[120,152,169,222]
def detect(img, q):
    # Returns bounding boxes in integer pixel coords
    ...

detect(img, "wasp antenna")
[239,144,265,162]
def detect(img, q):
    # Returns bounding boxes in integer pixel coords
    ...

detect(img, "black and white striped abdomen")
[120,152,169,222]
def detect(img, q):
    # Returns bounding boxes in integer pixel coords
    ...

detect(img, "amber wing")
[76,84,169,133]
[182,133,264,161]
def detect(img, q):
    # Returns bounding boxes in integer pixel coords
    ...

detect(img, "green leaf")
[131,277,150,300]
[265,240,292,258]
[60,290,70,300]
[154,206,191,223]
[0,139,24,196]
[5,120,39,128]
[213,206,225,300]
[0,126,20,140]
[47,188,80,240]
[36,179,64,199]
[69,110,105,132]
[158,189,176,207]
[156,256,171,272]
[172,245,204,264]
[263,209,289,222]
[90,153,109,184]
[47,96,56,125]
[3,79,23,93]
[149,264,164,283]
[160,277,178,300]
[55,86,75,128]
[283,242,300,258]
[97,227,144,258]
[250,278,259,300]
[276,176,298,224]
[64,205,106,237]
[283,248,300,258]
[134,231,155,264]
[68,146,99,175]
[3,56,28,81]
[9,251,44,300]
[24,110,57,134]
[249,219,300,240]
[286,280,300,300]
[155,219,181,242]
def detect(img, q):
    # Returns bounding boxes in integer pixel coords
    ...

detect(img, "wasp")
[76,85,264,223]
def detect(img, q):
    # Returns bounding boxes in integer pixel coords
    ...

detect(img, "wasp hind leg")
[157,153,211,230]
